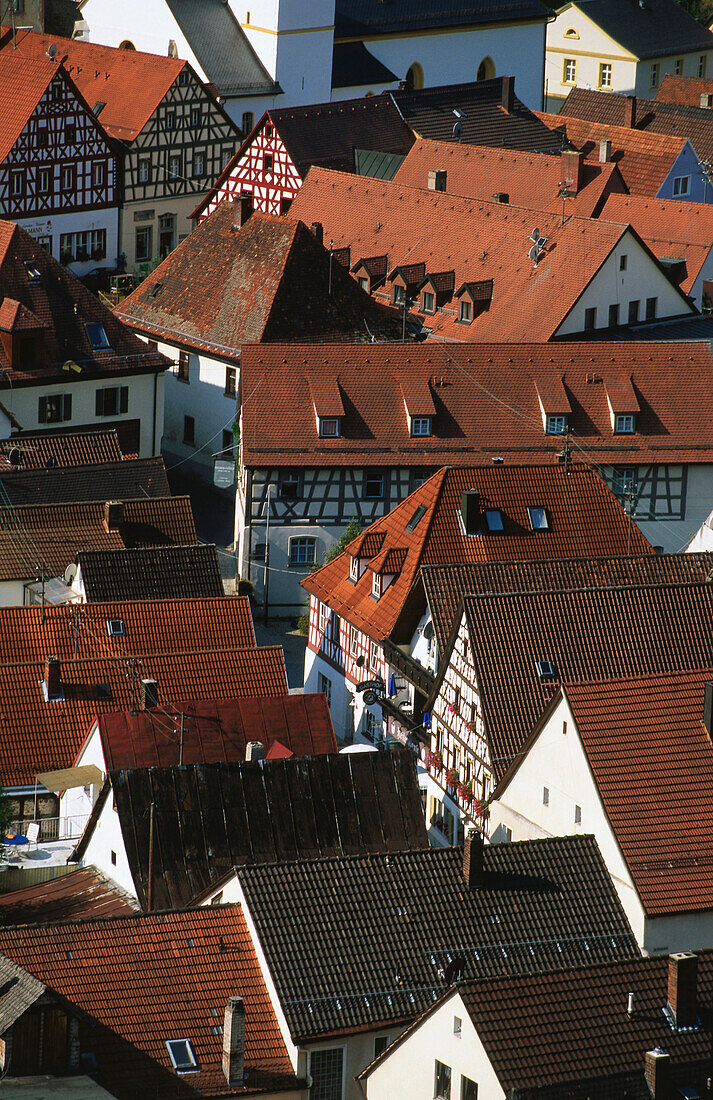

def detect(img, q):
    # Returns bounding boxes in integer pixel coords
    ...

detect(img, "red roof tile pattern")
[0,429,124,469]
[240,341,713,468]
[286,168,647,342]
[0,52,56,161]
[0,222,167,382]
[0,645,287,787]
[98,693,336,770]
[457,952,713,1093]
[117,206,400,356]
[0,906,298,1096]
[0,496,197,580]
[1,25,186,142]
[563,670,713,916]
[303,465,651,642]
[393,137,625,217]
[0,867,138,923]
[536,109,687,196]
[657,73,713,107]
[452,581,713,779]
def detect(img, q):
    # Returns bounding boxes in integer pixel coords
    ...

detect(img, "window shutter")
[38,396,47,423]
[120,386,128,414]
[63,394,72,422]
[95,389,104,416]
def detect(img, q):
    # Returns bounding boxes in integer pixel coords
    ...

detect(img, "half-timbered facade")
[197,115,302,221]
[0,52,118,274]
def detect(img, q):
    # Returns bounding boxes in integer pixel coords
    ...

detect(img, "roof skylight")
[406,504,427,532]
[484,509,504,532]
[86,323,111,350]
[165,1038,198,1073]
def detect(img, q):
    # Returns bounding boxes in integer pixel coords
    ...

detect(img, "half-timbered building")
[2,26,241,272]
[0,47,117,274]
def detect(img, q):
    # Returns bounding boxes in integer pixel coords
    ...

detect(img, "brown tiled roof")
[97,693,337,770]
[0,645,286,787]
[0,496,197,579]
[451,581,713,779]
[0,429,124,469]
[117,206,400,356]
[76,544,224,602]
[0,867,138,923]
[303,465,651,642]
[286,169,655,342]
[421,552,713,652]
[0,222,167,382]
[240,341,713,468]
[456,952,713,1094]
[536,109,687,196]
[101,748,428,910]
[0,906,299,1096]
[0,456,171,506]
[393,137,625,217]
[562,670,713,917]
[0,52,57,161]
[657,73,713,107]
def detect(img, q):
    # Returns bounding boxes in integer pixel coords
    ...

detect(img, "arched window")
[564,26,579,38]
[405,63,424,91]
[118,39,136,51]
[476,56,495,82]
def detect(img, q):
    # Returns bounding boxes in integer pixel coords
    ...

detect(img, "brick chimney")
[311,222,323,246]
[501,75,514,113]
[239,191,253,226]
[222,996,245,1085]
[561,148,583,194]
[245,740,265,762]
[44,656,61,701]
[140,678,158,710]
[103,500,123,533]
[623,96,636,128]
[428,169,447,192]
[599,139,612,163]
[644,1048,670,1098]
[667,952,698,1028]
[463,828,484,888]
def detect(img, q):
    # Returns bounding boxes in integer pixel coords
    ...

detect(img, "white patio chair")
[25,822,39,851]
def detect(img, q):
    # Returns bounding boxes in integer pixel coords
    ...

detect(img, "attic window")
[484,509,503,533]
[358,276,368,291]
[149,282,162,299]
[406,504,427,532]
[527,507,548,531]
[614,414,635,434]
[411,417,431,438]
[535,660,557,681]
[86,323,111,350]
[546,415,567,435]
[24,261,41,283]
[165,1039,198,1074]
[393,284,406,305]
[350,555,359,582]
[92,101,106,117]
[107,619,125,638]
[459,300,472,324]
[319,417,340,438]
[422,291,435,314]
[372,572,382,599]
[564,26,579,38]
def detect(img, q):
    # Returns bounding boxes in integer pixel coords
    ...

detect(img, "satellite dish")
[530,228,541,243]
[8,447,21,467]
[528,245,540,262]
[47,43,58,60]
[452,120,463,141]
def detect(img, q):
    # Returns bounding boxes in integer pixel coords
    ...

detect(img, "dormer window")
[350,555,359,582]
[411,416,431,438]
[546,415,567,435]
[484,509,504,533]
[614,413,635,434]
[372,572,382,598]
[393,284,406,305]
[319,417,340,438]
[459,300,472,324]
[358,276,368,291]
[422,291,435,314]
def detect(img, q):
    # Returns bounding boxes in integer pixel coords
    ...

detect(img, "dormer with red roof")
[351,253,389,294]
[534,374,572,435]
[389,262,426,306]
[454,280,494,325]
[418,270,456,314]
[604,371,640,434]
[310,375,345,439]
[400,375,436,438]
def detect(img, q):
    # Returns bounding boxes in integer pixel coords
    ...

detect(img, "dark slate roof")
[165,0,278,97]
[103,749,428,910]
[237,835,639,1041]
[421,552,713,651]
[0,456,170,506]
[331,41,397,88]
[334,0,548,37]
[76,543,224,602]
[447,580,713,780]
[0,867,138,923]
[392,78,564,152]
[0,428,124,469]
[570,0,713,60]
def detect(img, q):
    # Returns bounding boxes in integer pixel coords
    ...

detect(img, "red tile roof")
[0,496,197,580]
[0,867,138,923]
[286,168,648,342]
[303,465,651,642]
[0,429,125,469]
[97,693,336,770]
[240,341,713,468]
[393,137,625,217]
[537,109,688,196]
[657,73,713,107]
[0,906,299,1096]
[116,205,400,356]
[1,25,186,142]
[0,646,287,787]
[563,670,713,917]
[0,52,56,161]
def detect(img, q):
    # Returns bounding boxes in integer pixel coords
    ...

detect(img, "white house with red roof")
[489,669,713,955]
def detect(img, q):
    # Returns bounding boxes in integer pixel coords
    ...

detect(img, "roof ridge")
[0,900,242,934]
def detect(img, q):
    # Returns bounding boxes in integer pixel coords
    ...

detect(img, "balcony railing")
[7,814,89,842]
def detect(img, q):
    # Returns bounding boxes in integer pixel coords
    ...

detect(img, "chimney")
[44,656,61,701]
[427,169,447,192]
[644,1049,670,1098]
[222,996,245,1086]
[239,191,253,226]
[667,952,698,1028]
[463,828,484,889]
[245,740,265,762]
[311,221,323,246]
[704,683,713,738]
[561,148,583,194]
[501,75,514,113]
[623,96,636,128]
[460,489,481,534]
[701,93,713,109]
[599,138,612,163]
[140,678,159,710]
[103,500,123,533]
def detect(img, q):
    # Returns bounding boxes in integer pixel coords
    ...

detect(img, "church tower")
[232,0,336,105]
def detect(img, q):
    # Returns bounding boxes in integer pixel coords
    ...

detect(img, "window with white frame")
[373,1034,390,1057]
[411,416,432,437]
[393,283,406,305]
[309,1046,344,1100]
[575,804,582,824]
[673,175,690,196]
[317,672,332,706]
[650,62,660,88]
[598,62,612,88]
[38,167,50,193]
[422,290,435,313]
[193,150,206,178]
[699,55,708,78]
[135,226,152,262]
[614,413,635,434]
[169,154,182,179]
[363,471,384,498]
[675,58,684,76]
[372,571,382,598]
[138,159,151,183]
[459,298,472,323]
[365,708,381,743]
[60,229,106,263]
[350,555,359,582]
[92,161,106,188]
[563,58,576,84]
[95,386,128,417]
[461,1077,478,1100]
[39,393,72,424]
[543,786,550,806]
[10,170,24,198]
[289,537,316,566]
[165,1039,198,1073]
[318,602,327,634]
[349,624,359,657]
[370,639,380,669]
[546,415,566,435]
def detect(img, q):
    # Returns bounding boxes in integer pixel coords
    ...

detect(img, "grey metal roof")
[0,954,45,1035]
[354,147,406,179]
[165,0,279,97]
[571,0,713,60]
